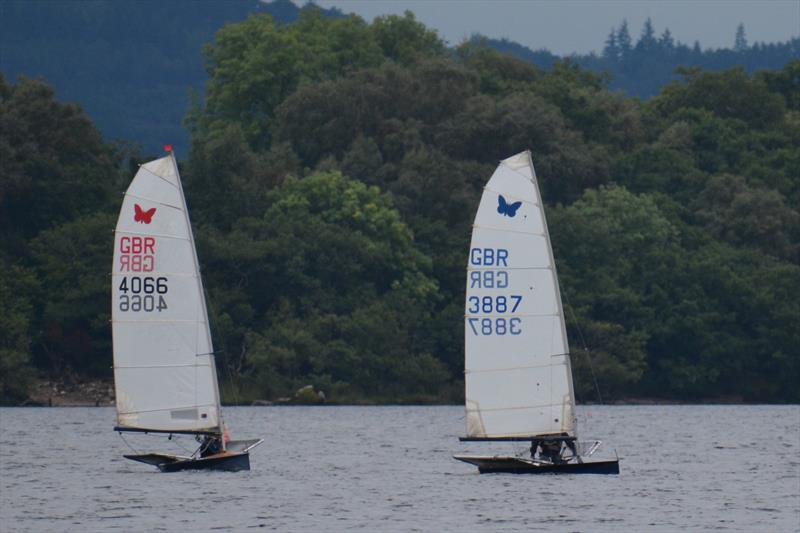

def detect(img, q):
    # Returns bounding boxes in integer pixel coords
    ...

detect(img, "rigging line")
[561,289,603,405]
[173,435,197,456]
[118,432,140,455]
[201,276,238,407]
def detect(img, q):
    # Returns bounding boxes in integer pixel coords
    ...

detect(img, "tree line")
[487,18,799,98]
[1,11,798,404]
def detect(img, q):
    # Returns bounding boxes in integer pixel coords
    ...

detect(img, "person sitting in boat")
[537,440,564,463]
[198,435,222,458]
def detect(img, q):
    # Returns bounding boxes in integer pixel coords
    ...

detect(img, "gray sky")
[303,0,799,55]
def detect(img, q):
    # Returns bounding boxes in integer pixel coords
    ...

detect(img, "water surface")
[1,405,798,531]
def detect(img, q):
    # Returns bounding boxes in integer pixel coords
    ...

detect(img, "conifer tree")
[616,20,633,57]
[603,27,619,61]
[734,23,748,52]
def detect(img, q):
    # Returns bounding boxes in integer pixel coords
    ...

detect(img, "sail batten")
[122,195,184,210]
[464,150,577,440]
[112,153,222,434]
[113,233,192,243]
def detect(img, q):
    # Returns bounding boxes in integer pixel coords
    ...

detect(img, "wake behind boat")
[112,148,262,472]
[453,151,619,475]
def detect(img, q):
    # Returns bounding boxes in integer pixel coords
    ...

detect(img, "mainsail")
[112,152,222,434]
[464,151,576,439]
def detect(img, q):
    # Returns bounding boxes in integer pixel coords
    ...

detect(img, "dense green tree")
[28,213,116,375]
[692,174,799,262]
[549,186,675,396]
[758,59,800,111]
[650,67,786,129]
[195,11,395,149]
[0,75,116,257]
[0,260,38,404]
[197,171,449,401]
[371,11,446,65]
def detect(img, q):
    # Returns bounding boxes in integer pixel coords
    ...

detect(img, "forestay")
[464,151,576,439]
[112,153,221,433]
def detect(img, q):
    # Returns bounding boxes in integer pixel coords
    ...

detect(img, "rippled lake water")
[1,405,798,532]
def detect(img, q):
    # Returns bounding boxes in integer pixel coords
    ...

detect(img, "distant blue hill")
[0,0,341,156]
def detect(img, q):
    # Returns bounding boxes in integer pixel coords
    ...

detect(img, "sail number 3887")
[118,276,168,313]
[467,295,522,314]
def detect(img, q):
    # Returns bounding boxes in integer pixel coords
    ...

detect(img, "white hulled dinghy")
[453,151,619,474]
[112,148,262,472]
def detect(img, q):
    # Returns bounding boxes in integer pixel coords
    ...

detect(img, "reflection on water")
[1,405,798,531]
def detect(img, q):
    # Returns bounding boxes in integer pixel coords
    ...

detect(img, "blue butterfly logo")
[497,194,522,218]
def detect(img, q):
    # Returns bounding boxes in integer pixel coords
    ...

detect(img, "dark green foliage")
[28,214,116,375]
[198,172,446,401]
[2,12,797,404]
[0,260,38,404]
[0,75,123,387]
[0,75,116,255]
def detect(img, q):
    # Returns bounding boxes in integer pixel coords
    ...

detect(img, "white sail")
[112,153,222,433]
[464,151,576,439]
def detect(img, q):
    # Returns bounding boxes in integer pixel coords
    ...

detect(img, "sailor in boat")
[531,438,579,464]
[198,435,223,458]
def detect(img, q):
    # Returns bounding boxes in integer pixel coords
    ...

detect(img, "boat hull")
[124,451,251,472]
[454,454,619,474]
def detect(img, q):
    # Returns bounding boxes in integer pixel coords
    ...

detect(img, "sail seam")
[114,229,192,241]
[466,266,554,271]
[465,356,570,374]
[464,312,562,318]
[499,157,536,182]
[112,272,197,278]
[113,319,209,324]
[472,225,545,236]
[116,363,213,369]
[482,186,541,207]
[125,192,183,210]
[466,402,565,413]
[118,404,217,416]
[138,165,180,191]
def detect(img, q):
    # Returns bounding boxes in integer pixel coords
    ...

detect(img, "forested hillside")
[1,11,798,405]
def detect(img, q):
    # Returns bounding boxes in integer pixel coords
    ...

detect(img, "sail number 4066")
[468,317,522,336]
[118,276,168,313]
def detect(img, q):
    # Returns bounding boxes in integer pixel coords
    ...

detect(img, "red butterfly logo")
[134,203,157,224]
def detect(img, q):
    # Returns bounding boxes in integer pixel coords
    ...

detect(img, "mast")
[167,150,225,441]
[522,151,578,440]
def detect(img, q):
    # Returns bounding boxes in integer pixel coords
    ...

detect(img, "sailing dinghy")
[453,151,619,474]
[112,148,262,472]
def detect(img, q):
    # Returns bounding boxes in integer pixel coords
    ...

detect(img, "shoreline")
[9,378,793,407]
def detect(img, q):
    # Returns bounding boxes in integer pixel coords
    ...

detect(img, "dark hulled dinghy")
[112,148,262,472]
[123,436,263,472]
[453,151,619,475]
